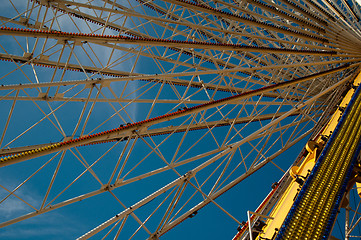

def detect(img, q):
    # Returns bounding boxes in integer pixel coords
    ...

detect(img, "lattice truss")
[0,0,360,239]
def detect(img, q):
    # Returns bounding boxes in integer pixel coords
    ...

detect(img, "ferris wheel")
[0,0,361,239]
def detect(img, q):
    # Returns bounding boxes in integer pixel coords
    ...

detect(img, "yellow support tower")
[255,71,361,240]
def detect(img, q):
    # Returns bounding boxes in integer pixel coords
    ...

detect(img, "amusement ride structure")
[1,0,361,239]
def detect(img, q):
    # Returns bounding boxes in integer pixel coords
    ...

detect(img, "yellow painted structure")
[257,71,361,240]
